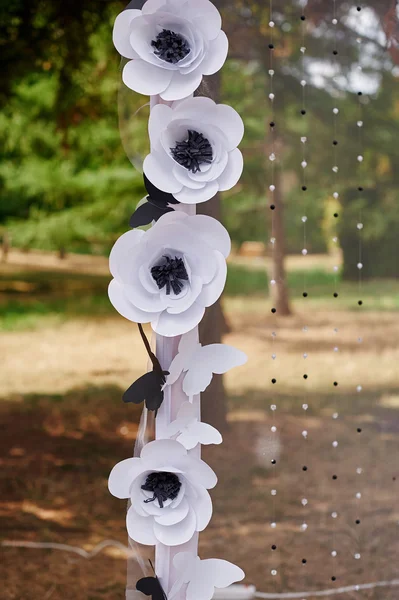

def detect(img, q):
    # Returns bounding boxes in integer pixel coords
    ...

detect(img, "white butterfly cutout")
[165,328,247,398]
[168,552,245,600]
[164,402,222,450]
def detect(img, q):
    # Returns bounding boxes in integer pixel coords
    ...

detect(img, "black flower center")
[151,29,190,64]
[171,130,213,174]
[141,472,181,508]
[151,255,189,296]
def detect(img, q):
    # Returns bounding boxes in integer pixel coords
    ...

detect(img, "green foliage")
[1,0,398,278]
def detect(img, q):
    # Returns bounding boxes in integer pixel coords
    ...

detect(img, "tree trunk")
[1,231,10,263]
[196,71,229,432]
[198,194,229,433]
[270,168,291,316]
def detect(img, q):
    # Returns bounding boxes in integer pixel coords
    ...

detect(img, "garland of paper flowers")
[108,1,246,599]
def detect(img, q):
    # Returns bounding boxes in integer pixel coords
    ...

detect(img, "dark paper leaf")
[136,577,167,600]
[144,174,179,207]
[123,369,169,412]
[129,202,174,228]
[125,0,146,9]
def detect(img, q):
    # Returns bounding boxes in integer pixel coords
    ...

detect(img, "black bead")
[270,204,276,210]
[357,6,362,11]
[333,50,338,55]
[334,382,338,386]
[357,428,362,433]
[269,43,274,49]
[334,293,338,298]
[358,187,364,191]
[300,15,306,21]
[272,378,277,384]
[334,213,339,218]
[271,308,277,314]
[270,121,275,127]
[301,109,306,115]
[303,292,308,297]
[358,91,363,96]
[303,466,308,471]
[332,577,337,582]
[358,300,363,306]
[271,459,277,465]
[272,545,277,550]
[333,140,338,145]
[302,558,307,564]
[333,475,338,480]
[303,374,308,379]
[356,519,361,524]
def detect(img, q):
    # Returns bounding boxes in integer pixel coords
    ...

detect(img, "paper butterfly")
[136,576,167,600]
[168,552,245,600]
[130,175,179,228]
[123,367,169,413]
[165,328,247,398]
[164,402,222,450]
[123,324,169,414]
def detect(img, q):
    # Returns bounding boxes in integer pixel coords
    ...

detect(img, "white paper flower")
[168,552,245,600]
[165,328,247,397]
[164,402,222,450]
[143,96,244,203]
[108,439,217,546]
[113,0,228,101]
[108,211,230,337]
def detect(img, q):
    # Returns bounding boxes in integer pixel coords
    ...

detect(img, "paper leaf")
[164,402,222,450]
[144,174,179,207]
[169,553,245,600]
[165,331,247,396]
[129,202,174,228]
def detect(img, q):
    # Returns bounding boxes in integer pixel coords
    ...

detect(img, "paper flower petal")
[108,457,143,499]
[123,59,173,97]
[144,97,244,203]
[153,302,205,338]
[154,496,190,526]
[113,9,141,59]
[217,148,244,192]
[201,31,229,75]
[153,505,197,546]
[108,280,159,324]
[109,213,229,336]
[127,506,158,546]
[113,0,227,101]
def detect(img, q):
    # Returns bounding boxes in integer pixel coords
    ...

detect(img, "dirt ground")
[0,250,398,599]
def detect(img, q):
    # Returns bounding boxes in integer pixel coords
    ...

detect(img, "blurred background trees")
[1,0,398,277]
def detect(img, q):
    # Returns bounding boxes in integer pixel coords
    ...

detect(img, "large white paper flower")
[108,211,231,337]
[143,96,244,204]
[109,439,217,546]
[113,0,228,101]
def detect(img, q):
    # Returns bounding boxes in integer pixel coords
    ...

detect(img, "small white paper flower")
[109,439,217,547]
[165,328,247,397]
[108,211,230,337]
[169,552,245,600]
[143,96,244,204]
[113,0,228,101]
[164,402,222,450]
